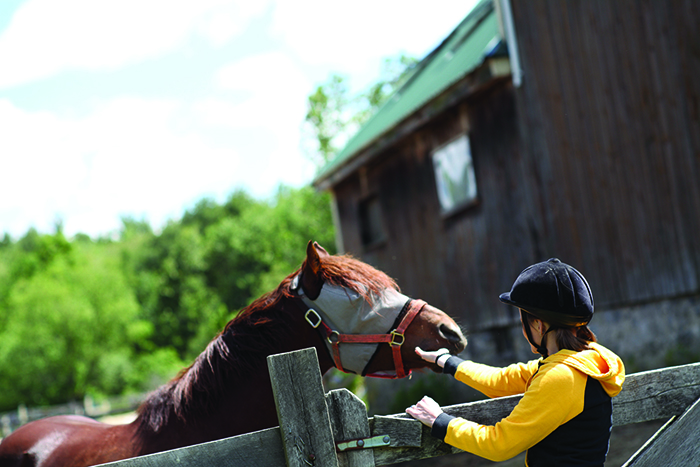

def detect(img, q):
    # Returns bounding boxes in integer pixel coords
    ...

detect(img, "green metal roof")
[315,0,500,186]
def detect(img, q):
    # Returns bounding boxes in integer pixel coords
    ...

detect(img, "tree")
[0,233,11,249]
[129,221,224,359]
[127,186,336,361]
[0,242,168,409]
[304,54,417,168]
[305,74,350,167]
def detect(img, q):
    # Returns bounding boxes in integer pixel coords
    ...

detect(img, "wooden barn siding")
[511,0,700,307]
[333,0,700,331]
[335,85,529,330]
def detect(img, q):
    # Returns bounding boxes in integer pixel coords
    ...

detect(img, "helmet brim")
[499,292,591,327]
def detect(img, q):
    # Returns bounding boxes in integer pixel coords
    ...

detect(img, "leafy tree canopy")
[0,185,335,411]
[304,53,417,167]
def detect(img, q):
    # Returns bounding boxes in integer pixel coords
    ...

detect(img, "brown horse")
[0,241,466,467]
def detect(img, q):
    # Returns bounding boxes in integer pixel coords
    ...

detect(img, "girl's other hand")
[406,396,443,427]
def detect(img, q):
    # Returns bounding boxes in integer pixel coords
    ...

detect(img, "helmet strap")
[521,310,555,359]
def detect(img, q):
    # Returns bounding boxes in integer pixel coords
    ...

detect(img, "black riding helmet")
[499,258,594,358]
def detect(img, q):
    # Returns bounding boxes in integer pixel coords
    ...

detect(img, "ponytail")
[521,311,596,353]
[554,325,597,352]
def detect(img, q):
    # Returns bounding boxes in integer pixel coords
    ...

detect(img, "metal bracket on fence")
[336,434,391,452]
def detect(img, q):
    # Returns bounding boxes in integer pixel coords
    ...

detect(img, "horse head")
[294,241,467,378]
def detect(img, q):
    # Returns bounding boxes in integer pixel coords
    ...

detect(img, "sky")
[0,0,479,239]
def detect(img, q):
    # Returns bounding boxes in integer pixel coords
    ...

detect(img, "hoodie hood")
[547,342,625,397]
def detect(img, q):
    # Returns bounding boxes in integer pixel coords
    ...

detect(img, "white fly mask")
[292,275,412,375]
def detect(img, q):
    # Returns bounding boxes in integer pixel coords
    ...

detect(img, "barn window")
[432,134,477,214]
[358,195,385,247]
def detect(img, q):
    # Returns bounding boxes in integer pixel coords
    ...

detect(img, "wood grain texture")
[95,427,285,467]
[622,397,700,466]
[326,389,374,467]
[267,348,339,467]
[612,362,700,425]
[372,415,422,448]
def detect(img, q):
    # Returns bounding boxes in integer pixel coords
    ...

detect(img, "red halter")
[302,298,426,379]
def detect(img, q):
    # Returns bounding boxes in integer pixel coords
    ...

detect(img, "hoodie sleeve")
[438,362,587,462]
[447,359,541,399]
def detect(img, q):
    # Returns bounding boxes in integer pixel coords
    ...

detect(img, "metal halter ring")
[327,330,340,345]
[305,309,322,329]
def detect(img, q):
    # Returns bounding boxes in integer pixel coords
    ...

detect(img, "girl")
[406,258,625,466]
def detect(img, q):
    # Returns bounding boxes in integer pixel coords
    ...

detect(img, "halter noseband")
[298,296,426,379]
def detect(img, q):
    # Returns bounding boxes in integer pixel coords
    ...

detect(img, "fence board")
[96,427,284,467]
[612,361,700,425]
[622,396,700,466]
[372,416,422,448]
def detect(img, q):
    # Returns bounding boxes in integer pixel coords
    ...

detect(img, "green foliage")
[0,233,11,248]
[304,53,417,168]
[0,242,168,410]
[664,343,700,368]
[0,184,336,411]
[305,74,349,166]
[129,186,336,360]
[11,228,72,282]
[356,54,418,123]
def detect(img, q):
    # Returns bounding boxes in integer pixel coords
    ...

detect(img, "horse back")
[0,415,139,467]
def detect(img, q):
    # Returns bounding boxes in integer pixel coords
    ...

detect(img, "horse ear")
[302,240,325,300]
[312,241,330,258]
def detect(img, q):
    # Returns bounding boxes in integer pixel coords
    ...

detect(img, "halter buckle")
[389,330,405,346]
[305,309,322,329]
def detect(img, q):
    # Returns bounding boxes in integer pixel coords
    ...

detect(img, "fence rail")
[0,393,145,438]
[92,350,700,467]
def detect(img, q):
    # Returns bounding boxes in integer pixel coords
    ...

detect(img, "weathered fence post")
[267,348,339,467]
[326,389,375,467]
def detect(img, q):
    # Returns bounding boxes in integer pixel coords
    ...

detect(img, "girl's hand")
[406,396,443,427]
[415,347,452,368]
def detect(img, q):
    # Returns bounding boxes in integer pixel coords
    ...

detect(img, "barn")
[313,0,700,373]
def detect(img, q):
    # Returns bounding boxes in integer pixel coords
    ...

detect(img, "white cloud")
[196,0,270,46]
[0,97,243,237]
[207,52,311,125]
[0,0,270,88]
[193,52,317,196]
[269,0,478,84]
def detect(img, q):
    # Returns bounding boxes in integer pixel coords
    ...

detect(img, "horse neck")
[212,298,335,432]
[135,298,335,451]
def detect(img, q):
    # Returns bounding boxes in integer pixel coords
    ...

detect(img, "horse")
[0,241,466,467]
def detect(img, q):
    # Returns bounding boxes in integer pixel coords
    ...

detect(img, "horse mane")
[136,252,399,434]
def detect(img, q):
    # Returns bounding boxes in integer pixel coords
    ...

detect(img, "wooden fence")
[97,348,700,467]
[0,393,144,438]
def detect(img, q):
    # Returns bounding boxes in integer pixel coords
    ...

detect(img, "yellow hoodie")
[433,343,625,466]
